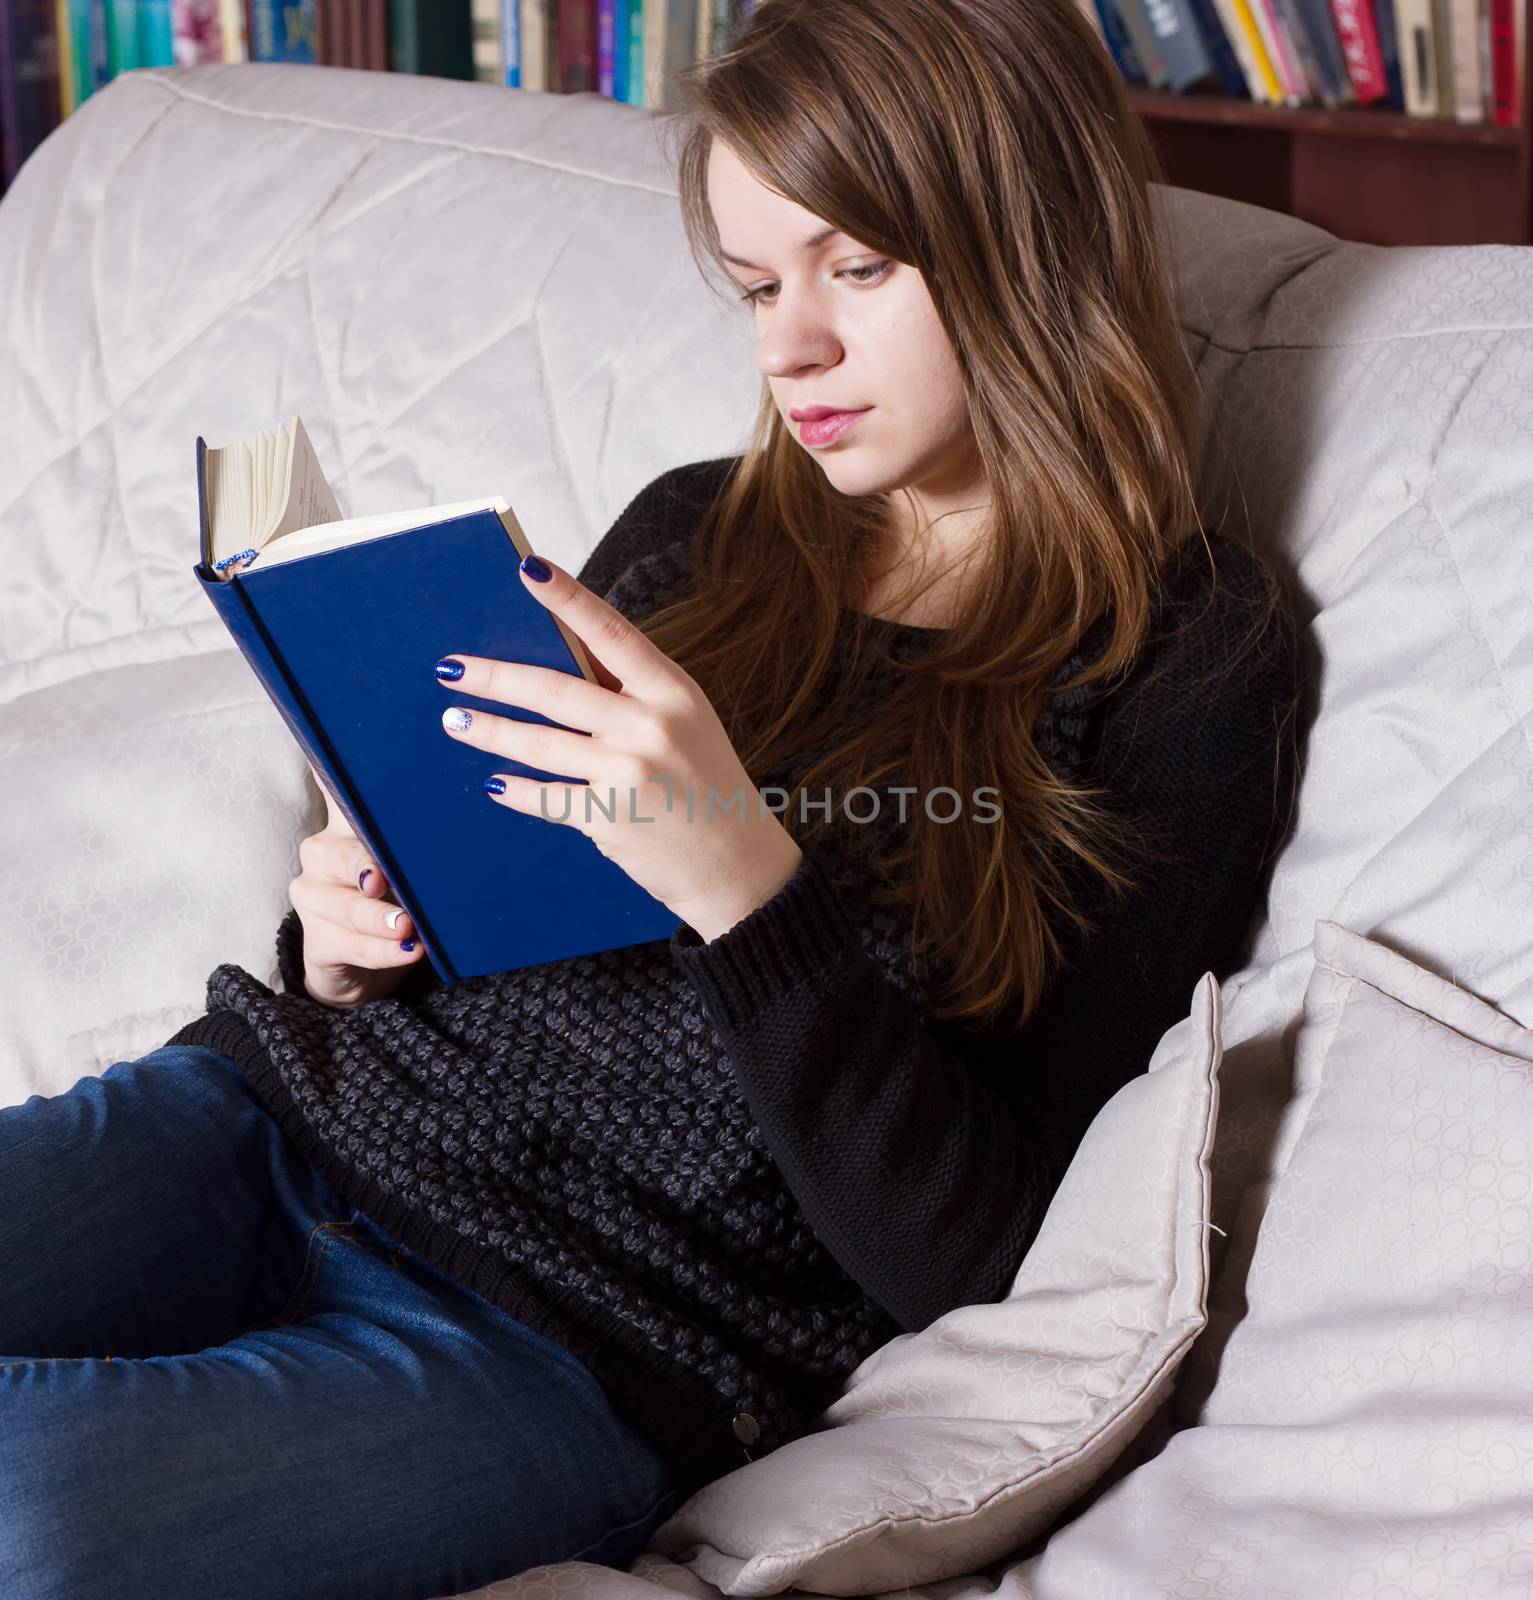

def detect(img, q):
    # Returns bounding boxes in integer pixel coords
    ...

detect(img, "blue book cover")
[193,422,681,989]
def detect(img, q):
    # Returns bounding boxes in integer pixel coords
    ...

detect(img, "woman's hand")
[435,555,803,943]
[287,762,429,1007]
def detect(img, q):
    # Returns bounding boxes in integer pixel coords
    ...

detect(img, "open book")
[193,416,681,989]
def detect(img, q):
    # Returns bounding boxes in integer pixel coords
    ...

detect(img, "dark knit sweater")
[167,456,1301,1498]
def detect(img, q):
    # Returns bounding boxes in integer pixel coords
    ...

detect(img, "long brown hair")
[638,0,1291,1035]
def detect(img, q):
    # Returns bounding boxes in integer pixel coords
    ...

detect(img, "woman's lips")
[796,408,870,447]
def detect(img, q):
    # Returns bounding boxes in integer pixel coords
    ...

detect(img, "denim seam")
[271,1221,358,1326]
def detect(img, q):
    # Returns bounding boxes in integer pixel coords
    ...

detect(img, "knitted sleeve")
[669,538,1302,1334]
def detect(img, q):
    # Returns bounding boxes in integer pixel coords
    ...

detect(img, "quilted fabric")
[4,57,1533,1600]
[986,920,1533,1596]
[641,972,1222,1596]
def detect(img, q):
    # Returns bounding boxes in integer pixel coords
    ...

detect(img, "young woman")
[0,1,1301,1596]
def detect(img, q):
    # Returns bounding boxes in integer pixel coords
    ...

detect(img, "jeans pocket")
[269,1220,359,1327]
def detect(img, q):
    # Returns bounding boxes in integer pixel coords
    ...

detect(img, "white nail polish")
[385,907,405,930]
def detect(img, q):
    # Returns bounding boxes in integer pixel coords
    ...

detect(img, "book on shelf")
[192,414,682,987]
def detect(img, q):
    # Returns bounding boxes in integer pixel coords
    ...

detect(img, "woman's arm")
[669,544,1302,1333]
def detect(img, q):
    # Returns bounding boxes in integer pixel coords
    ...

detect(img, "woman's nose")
[757,298,842,379]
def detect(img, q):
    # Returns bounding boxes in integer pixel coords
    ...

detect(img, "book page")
[245,496,510,571]
[266,415,343,544]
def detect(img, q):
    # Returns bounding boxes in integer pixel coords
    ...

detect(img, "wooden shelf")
[1125,87,1521,149]
[1126,71,1533,246]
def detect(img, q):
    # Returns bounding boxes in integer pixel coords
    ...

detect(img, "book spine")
[1092,0,1150,83]
[1288,0,1358,100]
[1114,0,1171,85]
[508,0,528,84]
[596,0,613,93]
[1,0,66,186]
[1490,0,1515,120]
[1139,0,1221,90]
[1328,0,1390,100]
[558,0,593,90]
[387,0,412,69]
[367,0,385,67]
[1181,0,1256,96]
[625,0,641,101]
[415,0,472,78]
[195,562,454,987]
[1372,0,1406,105]
[1449,0,1483,116]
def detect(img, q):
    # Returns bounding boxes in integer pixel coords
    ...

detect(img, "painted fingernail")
[443,708,473,732]
[400,940,417,952]
[384,907,406,930]
[520,554,552,583]
[358,867,373,891]
[484,776,506,796]
[434,657,465,681]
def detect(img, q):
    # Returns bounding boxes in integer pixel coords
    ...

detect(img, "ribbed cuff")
[161,1006,266,1067]
[274,905,307,996]
[274,902,444,1005]
[668,841,864,1031]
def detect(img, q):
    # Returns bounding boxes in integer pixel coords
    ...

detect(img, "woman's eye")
[740,260,893,305]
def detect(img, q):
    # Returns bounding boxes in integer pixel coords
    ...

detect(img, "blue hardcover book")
[1371,0,1405,110]
[1092,0,1149,83]
[193,415,682,990]
[1182,0,1252,96]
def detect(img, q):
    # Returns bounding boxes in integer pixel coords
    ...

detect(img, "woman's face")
[706,140,983,522]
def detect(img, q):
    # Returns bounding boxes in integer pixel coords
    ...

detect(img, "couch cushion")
[640,971,1223,1596]
[990,918,1533,1594]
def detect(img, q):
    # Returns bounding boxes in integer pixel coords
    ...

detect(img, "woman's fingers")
[290,874,419,961]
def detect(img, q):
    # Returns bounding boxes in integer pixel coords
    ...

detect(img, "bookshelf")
[2,7,1528,246]
[1126,15,1533,246]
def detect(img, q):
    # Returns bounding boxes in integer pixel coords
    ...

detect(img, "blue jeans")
[0,1045,683,1600]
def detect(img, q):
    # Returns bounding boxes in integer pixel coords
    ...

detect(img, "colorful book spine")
[500,0,518,85]
[1288,0,1358,101]
[622,0,642,101]
[1135,0,1224,91]
[248,0,317,61]
[558,0,595,92]
[173,0,228,65]
[388,0,470,77]
[597,0,614,94]
[0,0,64,183]
[1491,0,1518,121]
[138,0,175,66]
[1182,0,1254,95]
[1328,0,1391,99]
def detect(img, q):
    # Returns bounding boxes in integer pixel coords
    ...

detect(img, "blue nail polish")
[400,939,416,952]
[358,868,373,891]
[520,554,552,583]
[443,708,473,732]
[484,776,506,796]
[434,657,465,681]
